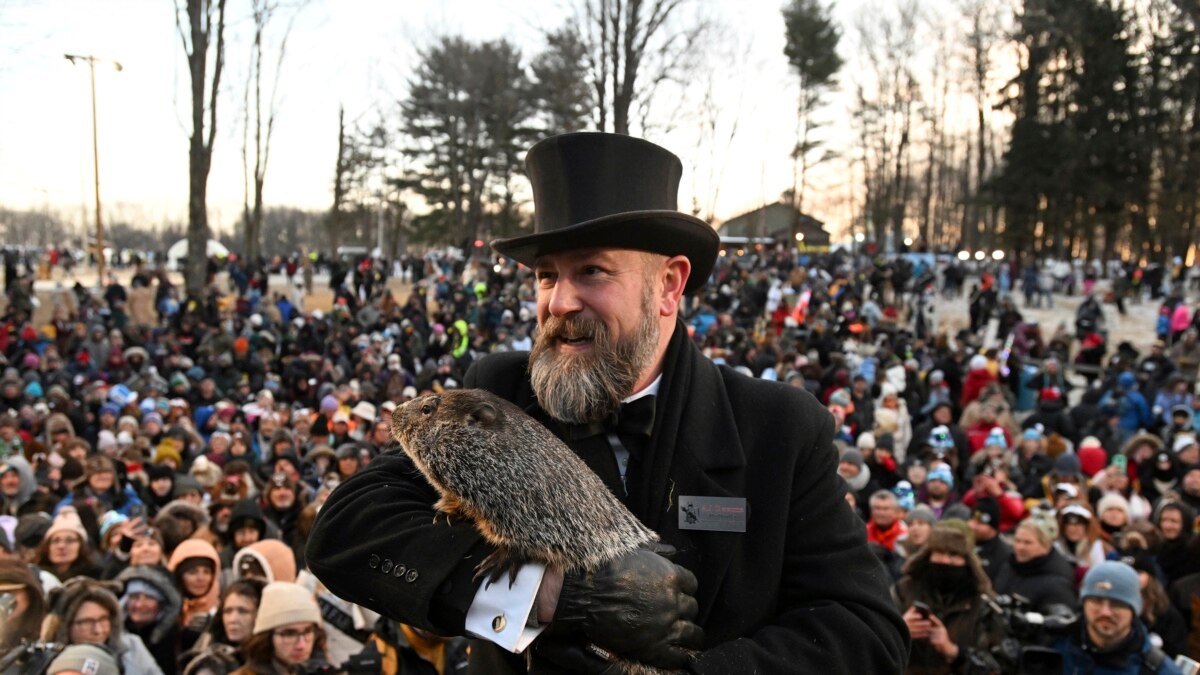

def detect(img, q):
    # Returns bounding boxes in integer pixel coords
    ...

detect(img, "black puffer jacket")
[992,549,1076,612]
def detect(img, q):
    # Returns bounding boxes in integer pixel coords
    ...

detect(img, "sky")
[0,0,960,242]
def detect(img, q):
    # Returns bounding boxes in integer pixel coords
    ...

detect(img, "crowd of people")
[0,241,1198,674]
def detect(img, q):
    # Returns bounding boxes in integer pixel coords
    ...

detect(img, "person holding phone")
[896,521,1006,674]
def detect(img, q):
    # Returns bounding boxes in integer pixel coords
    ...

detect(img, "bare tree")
[570,0,707,135]
[176,0,227,296]
[240,0,302,262]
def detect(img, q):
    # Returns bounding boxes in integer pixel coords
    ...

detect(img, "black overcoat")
[307,321,908,673]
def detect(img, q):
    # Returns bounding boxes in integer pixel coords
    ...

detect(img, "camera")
[0,641,65,675]
[975,594,1075,675]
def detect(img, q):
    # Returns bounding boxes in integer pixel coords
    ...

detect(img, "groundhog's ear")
[467,401,498,427]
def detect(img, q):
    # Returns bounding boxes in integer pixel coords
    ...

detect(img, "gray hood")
[115,564,183,645]
[1,454,36,509]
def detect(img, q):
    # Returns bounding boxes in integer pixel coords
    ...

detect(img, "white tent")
[166,239,229,271]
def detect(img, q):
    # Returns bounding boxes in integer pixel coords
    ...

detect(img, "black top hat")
[491,132,719,294]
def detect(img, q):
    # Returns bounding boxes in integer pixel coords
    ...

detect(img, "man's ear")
[658,255,690,317]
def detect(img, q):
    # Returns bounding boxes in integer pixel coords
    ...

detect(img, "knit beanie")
[927,463,954,488]
[984,427,1008,450]
[971,498,1001,529]
[906,504,936,526]
[44,508,89,544]
[253,582,321,634]
[1081,561,1142,614]
[47,644,120,675]
[1096,493,1131,521]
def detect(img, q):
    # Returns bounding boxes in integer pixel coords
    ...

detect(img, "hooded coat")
[168,538,222,652]
[0,454,36,516]
[117,564,183,674]
[43,578,165,675]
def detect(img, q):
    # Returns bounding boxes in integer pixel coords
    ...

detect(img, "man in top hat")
[307,132,907,673]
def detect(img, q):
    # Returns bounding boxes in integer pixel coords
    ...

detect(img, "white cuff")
[465,562,546,653]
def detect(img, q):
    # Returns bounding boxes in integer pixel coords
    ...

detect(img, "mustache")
[538,315,610,344]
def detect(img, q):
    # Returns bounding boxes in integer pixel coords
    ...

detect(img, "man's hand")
[902,606,931,640]
[925,613,959,662]
[552,545,703,669]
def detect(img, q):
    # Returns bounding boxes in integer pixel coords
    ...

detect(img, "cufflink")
[492,613,506,633]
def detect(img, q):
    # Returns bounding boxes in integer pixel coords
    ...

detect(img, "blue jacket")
[1054,622,1182,675]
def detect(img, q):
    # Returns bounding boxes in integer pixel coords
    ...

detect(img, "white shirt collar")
[623,373,662,403]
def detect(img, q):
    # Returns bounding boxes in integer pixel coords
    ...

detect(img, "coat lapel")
[640,321,746,625]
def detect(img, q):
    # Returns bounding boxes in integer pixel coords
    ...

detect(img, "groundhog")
[390,389,682,674]
[389,388,658,577]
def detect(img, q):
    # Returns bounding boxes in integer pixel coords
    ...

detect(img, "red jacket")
[960,369,996,407]
[866,519,907,552]
[960,488,1026,533]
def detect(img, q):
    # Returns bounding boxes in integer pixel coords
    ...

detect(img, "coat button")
[406,569,419,583]
[492,614,506,633]
[367,554,380,569]
[381,559,393,574]
[394,565,406,578]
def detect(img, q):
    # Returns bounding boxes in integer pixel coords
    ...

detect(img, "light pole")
[65,53,122,287]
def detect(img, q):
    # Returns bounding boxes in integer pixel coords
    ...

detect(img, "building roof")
[717,202,829,244]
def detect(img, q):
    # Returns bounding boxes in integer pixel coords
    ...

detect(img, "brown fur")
[390,389,659,578]
[391,389,681,674]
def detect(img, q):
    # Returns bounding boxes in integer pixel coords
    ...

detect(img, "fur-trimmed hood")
[0,454,36,509]
[115,564,182,645]
[42,576,124,645]
[158,499,212,530]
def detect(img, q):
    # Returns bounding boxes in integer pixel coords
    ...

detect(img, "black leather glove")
[552,544,702,669]
[528,634,625,675]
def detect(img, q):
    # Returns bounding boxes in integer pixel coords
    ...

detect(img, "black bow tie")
[563,395,656,442]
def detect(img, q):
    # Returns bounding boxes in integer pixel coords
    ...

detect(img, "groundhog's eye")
[421,404,434,415]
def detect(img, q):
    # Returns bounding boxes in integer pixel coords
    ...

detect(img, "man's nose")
[546,279,583,317]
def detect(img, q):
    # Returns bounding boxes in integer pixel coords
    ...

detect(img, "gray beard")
[529,291,659,425]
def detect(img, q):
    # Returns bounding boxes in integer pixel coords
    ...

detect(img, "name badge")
[678,496,748,533]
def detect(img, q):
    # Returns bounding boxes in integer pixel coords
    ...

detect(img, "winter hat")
[927,521,975,557]
[15,513,52,549]
[1096,493,1131,520]
[121,578,166,605]
[98,403,120,418]
[971,498,1001,529]
[839,449,864,471]
[1078,444,1107,477]
[1053,453,1083,478]
[1022,427,1044,441]
[926,426,953,451]
[253,582,321,635]
[98,512,128,541]
[154,441,183,467]
[927,463,954,488]
[1060,503,1093,523]
[351,401,377,421]
[968,354,988,371]
[906,504,936,526]
[893,481,915,511]
[1174,434,1198,454]
[1081,561,1142,614]
[44,508,89,544]
[1117,371,1137,390]
[96,430,117,453]
[856,432,877,451]
[47,644,120,675]
[984,427,1008,449]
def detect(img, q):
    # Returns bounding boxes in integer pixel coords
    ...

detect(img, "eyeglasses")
[274,625,316,644]
[49,536,81,547]
[71,615,111,631]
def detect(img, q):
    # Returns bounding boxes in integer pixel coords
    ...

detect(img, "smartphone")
[912,601,931,619]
